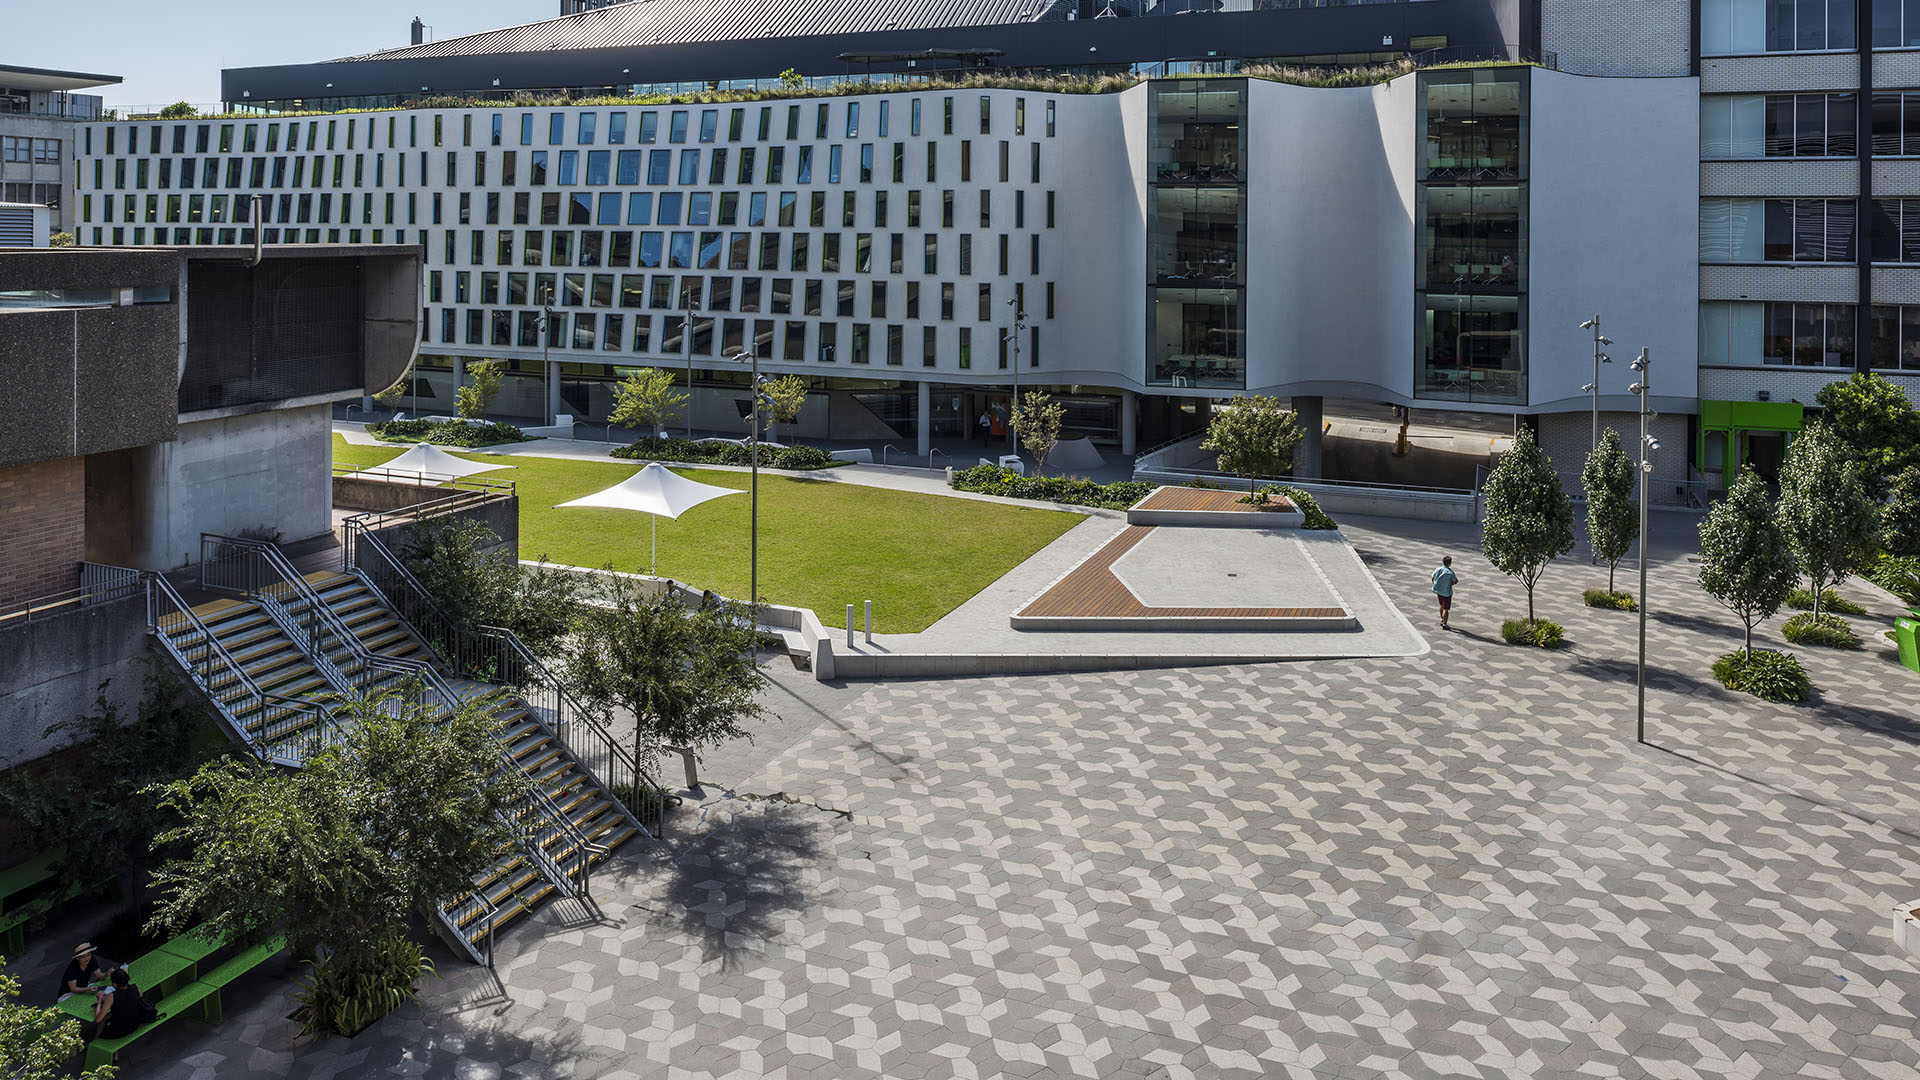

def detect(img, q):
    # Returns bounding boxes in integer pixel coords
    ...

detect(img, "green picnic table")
[75,930,289,1071]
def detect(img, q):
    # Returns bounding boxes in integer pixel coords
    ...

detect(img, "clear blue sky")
[19,1,544,108]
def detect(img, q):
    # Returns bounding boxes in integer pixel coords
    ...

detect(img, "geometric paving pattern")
[113,514,1920,1079]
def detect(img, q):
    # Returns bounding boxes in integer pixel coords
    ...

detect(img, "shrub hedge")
[1780,612,1861,650]
[951,465,1153,510]
[1500,617,1565,648]
[1582,589,1637,611]
[1783,587,1868,616]
[609,437,840,470]
[369,418,532,447]
[1869,555,1920,606]
[1267,486,1338,530]
[1711,649,1812,702]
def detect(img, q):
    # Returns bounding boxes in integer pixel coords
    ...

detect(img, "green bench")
[81,932,287,1072]
[0,849,118,956]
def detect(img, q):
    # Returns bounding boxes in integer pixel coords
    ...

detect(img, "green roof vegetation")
[127,60,1538,121]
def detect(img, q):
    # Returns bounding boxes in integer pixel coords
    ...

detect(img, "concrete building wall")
[1243,76,1417,401]
[118,404,335,570]
[1527,72,1700,416]
[1540,0,1693,78]
[0,596,150,765]
[1698,264,1858,302]
[1700,159,1856,198]
[1536,410,1693,503]
[1700,54,1859,94]
[1698,366,1920,409]
[0,457,87,608]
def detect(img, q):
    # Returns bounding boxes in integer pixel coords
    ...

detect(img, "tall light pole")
[728,349,771,608]
[1004,298,1027,453]
[1629,347,1657,744]
[539,285,555,426]
[683,283,697,440]
[1579,316,1613,450]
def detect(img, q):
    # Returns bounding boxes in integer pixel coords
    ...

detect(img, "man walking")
[1431,555,1458,630]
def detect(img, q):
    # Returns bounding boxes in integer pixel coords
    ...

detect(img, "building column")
[1120,390,1138,456]
[452,357,466,414]
[916,381,932,458]
[1293,395,1324,479]
[547,358,563,425]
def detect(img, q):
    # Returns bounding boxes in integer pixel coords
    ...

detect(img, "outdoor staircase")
[145,535,661,966]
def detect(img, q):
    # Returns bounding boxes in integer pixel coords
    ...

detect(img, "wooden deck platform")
[1133,487,1295,513]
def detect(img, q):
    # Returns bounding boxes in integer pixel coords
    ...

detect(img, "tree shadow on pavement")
[656,802,834,972]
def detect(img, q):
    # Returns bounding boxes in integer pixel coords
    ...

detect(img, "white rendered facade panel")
[1527,72,1700,413]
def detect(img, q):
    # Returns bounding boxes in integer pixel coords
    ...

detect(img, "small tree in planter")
[0,957,113,1079]
[609,367,690,442]
[763,375,810,444]
[567,575,767,792]
[1698,470,1798,658]
[455,359,504,422]
[1480,427,1575,627]
[1777,422,1879,625]
[1010,390,1066,476]
[372,374,409,418]
[1580,427,1638,606]
[1200,395,1303,497]
[146,690,527,1039]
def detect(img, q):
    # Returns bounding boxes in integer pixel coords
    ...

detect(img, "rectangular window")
[640,112,659,143]
[1705,0,1855,54]
[670,111,689,143]
[550,113,567,145]
[579,112,597,145]
[700,109,718,143]
[609,112,627,144]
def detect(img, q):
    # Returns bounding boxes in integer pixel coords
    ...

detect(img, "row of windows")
[86,183,1056,235]
[86,139,1043,194]
[1698,298,1920,370]
[1702,0,1857,54]
[0,182,59,208]
[426,308,1040,371]
[86,96,1060,157]
[1700,91,1920,158]
[1,137,58,164]
[1699,197,1855,262]
[426,271,1054,324]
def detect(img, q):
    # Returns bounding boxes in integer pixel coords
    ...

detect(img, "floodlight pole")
[1630,347,1654,745]
[730,349,762,609]
[683,283,696,441]
[1005,299,1027,454]
[1579,315,1612,451]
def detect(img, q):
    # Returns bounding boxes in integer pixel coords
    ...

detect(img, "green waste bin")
[1898,617,1920,674]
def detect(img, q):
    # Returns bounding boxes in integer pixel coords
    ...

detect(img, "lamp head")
[1579,317,1597,330]
[1599,354,1611,364]
[1581,383,1596,393]
[728,350,753,364]
[1644,436,1660,452]
[1629,381,1646,395]
[1630,357,1647,372]
[1598,336,1613,347]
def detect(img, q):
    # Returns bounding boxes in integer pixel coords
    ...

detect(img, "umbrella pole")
[651,514,658,577]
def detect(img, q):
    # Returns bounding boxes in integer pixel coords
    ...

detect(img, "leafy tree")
[1883,465,1920,558]
[455,359,504,421]
[609,367,689,439]
[1010,390,1066,476]
[395,518,584,655]
[147,690,526,1038]
[1812,372,1920,494]
[158,101,198,119]
[1698,470,1798,657]
[567,576,767,765]
[47,231,75,248]
[763,374,810,443]
[1200,395,1303,494]
[372,373,409,415]
[0,669,222,900]
[0,958,112,1079]
[1580,427,1639,595]
[1777,422,1880,621]
[1480,427,1575,622]
[778,68,805,90]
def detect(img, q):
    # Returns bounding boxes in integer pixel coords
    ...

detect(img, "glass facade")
[1416,68,1527,405]
[1146,80,1246,389]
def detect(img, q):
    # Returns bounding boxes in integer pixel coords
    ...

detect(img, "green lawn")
[334,435,1083,633]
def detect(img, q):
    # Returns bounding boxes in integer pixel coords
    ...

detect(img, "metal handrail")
[0,563,144,628]
[927,447,950,470]
[344,520,671,841]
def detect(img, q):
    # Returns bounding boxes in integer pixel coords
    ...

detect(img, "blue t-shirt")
[1431,566,1457,597]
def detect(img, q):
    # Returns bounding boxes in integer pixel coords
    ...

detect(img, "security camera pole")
[1629,347,1655,744]
[1579,315,1613,451]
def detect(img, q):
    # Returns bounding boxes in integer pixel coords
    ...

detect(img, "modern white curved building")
[63,0,1920,493]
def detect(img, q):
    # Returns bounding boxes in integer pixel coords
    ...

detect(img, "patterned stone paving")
[114,514,1920,1079]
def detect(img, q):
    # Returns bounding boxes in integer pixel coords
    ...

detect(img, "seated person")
[92,967,153,1046]
[58,942,106,1000]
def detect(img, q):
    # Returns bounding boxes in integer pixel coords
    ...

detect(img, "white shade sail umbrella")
[373,442,514,481]
[555,462,744,574]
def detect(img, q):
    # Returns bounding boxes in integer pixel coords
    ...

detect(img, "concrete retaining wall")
[1133,469,1478,523]
[0,596,150,765]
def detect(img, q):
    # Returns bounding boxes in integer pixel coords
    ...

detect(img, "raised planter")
[1895,899,1920,960]
[1126,486,1304,529]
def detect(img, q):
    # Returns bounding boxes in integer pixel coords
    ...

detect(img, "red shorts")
[1437,594,1452,612]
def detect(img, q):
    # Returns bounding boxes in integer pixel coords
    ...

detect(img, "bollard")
[864,600,873,644]
[847,604,857,647]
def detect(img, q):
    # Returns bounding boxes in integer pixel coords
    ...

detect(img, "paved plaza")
[89,513,1920,1079]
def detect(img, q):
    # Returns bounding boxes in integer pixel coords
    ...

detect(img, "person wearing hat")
[58,942,106,1000]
